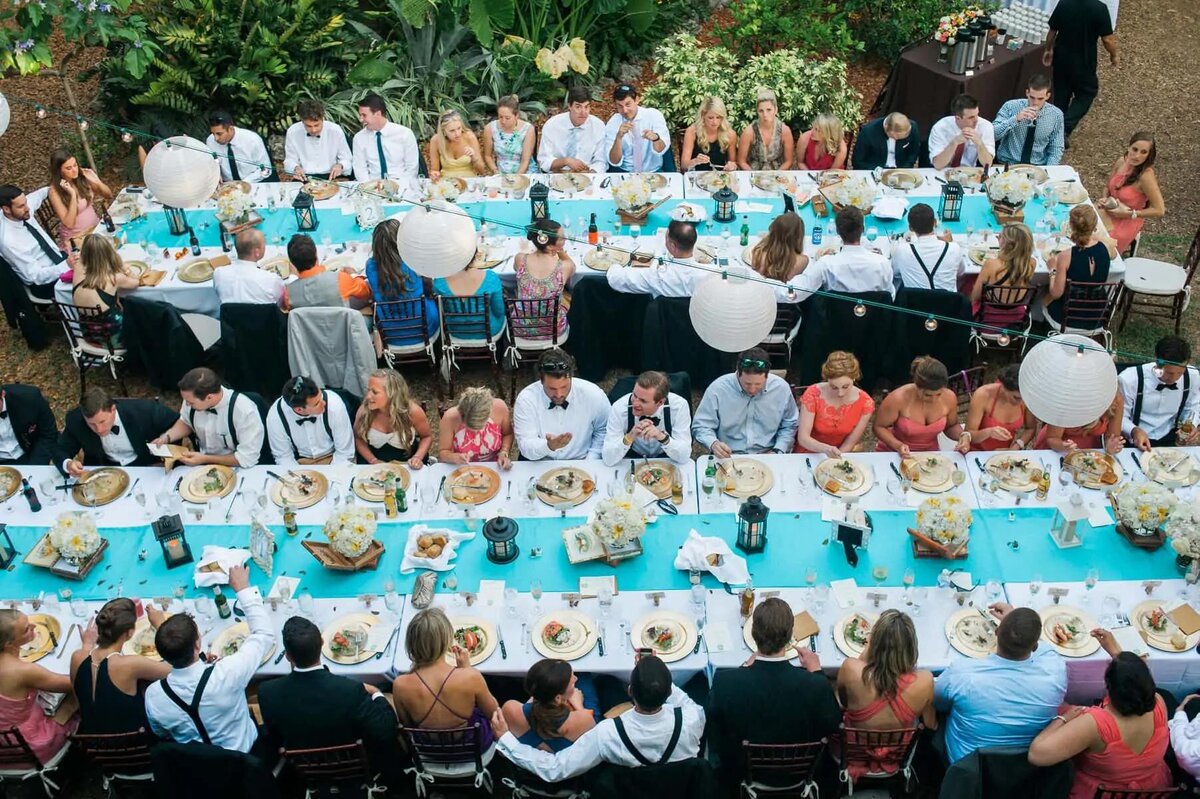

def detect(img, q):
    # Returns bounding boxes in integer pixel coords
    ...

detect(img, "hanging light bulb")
[997,332,1012,347]
[853,303,867,317]
[77,116,89,131]
[35,105,47,119]
[120,129,134,143]
[925,316,938,332]
[786,286,796,301]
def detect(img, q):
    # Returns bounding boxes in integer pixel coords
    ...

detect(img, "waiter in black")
[56,387,178,476]
[1043,0,1118,142]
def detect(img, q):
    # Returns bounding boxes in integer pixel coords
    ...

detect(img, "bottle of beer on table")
[101,207,116,233]
[739,215,750,246]
[588,213,599,245]
[383,474,398,518]
[739,577,755,621]
[395,480,408,514]
[188,226,201,256]
[214,586,232,619]
[282,501,298,536]
[21,479,41,512]
[219,223,232,253]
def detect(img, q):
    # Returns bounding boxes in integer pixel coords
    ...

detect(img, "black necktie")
[0,410,7,420]
[24,221,67,265]
[638,416,660,425]
[297,417,317,425]
[548,400,569,410]
[1019,119,1037,164]
[227,145,241,181]
[1156,383,1179,392]
[108,425,120,435]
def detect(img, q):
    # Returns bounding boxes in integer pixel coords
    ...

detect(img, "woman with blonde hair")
[483,95,536,174]
[681,96,738,172]
[353,369,432,468]
[0,609,78,763]
[750,212,809,282]
[438,386,513,469]
[73,234,139,346]
[797,113,847,171]
[874,356,971,456]
[970,222,1038,322]
[428,110,485,180]
[738,89,794,171]
[795,350,875,455]
[47,147,113,250]
[1045,205,1118,330]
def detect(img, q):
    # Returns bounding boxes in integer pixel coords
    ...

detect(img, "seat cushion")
[181,313,221,351]
[1122,257,1187,296]
[77,340,127,358]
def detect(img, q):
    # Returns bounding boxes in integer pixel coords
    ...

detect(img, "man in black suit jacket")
[56,387,178,476]
[852,113,921,171]
[258,617,398,777]
[0,383,57,465]
[706,598,841,791]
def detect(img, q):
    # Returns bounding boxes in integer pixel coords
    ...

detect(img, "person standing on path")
[1043,0,1118,143]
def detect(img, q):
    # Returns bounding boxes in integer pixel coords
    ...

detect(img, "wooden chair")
[503,295,566,405]
[0,726,71,797]
[971,283,1038,358]
[501,765,588,799]
[437,294,505,398]
[759,303,802,378]
[834,725,922,796]
[71,729,154,797]
[1117,222,1200,334]
[948,365,988,418]
[1046,280,1122,349]
[375,298,441,386]
[398,722,495,797]
[1093,788,1181,799]
[282,739,385,799]
[53,299,128,397]
[739,739,826,798]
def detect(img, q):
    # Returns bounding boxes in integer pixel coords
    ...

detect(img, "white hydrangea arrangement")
[323,506,378,558]
[426,178,463,202]
[827,178,876,212]
[915,496,972,546]
[987,170,1037,207]
[611,175,653,212]
[591,494,648,548]
[48,512,102,565]
[1113,482,1177,535]
[215,188,255,223]
[1168,500,1200,557]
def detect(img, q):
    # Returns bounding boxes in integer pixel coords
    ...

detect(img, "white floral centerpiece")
[48,512,102,565]
[915,496,972,549]
[425,178,463,202]
[826,178,876,212]
[591,494,648,549]
[215,188,256,224]
[611,175,653,213]
[987,170,1037,220]
[1113,482,1177,536]
[1167,501,1200,567]
[323,506,378,559]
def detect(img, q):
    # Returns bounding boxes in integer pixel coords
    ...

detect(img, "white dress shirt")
[0,213,66,287]
[205,128,272,183]
[537,112,609,174]
[885,137,897,169]
[212,259,285,306]
[144,586,272,752]
[891,235,964,292]
[0,396,23,461]
[283,120,353,177]
[497,685,704,783]
[928,116,996,168]
[1170,709,1200,779]
[60,409,136,472]
[513,378,609,461]
[352,122,419,180]
[180,388,265,467]
[820,245,894,295]
[604,108,671,172]
[606,258,706,298]
[1119,363,1200,440]
[601,392,693,466]
[266,392,355,467]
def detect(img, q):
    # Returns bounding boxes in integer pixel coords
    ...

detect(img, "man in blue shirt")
[934,602,1067,763]
[692,347,799,457]
[993,74,1065,166]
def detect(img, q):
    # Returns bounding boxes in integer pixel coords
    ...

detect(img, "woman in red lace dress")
[794,351,874,455]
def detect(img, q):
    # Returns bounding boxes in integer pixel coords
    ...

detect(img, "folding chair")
[376,298,440,377]
[758,303,802,378]
[71,728,154,798]
[1046,280,1123,349]
[282,739,385,799]
[54,299,128,397]
[739,739,826,798]
[398,722,495,797]
[948,365,989,418]
[1117,222,1200,335]
[0,726,71,797]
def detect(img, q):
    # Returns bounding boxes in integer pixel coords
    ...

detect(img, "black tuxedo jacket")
[0,383,57,465]
[55,399,179,472]
[852,118,921,170]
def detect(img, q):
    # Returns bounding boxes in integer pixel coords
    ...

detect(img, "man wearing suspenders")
[601,371,693,466]
[1120,335,1200,451]
[266,376,355,467]
[891,204,963,293]
[152,367,265,468]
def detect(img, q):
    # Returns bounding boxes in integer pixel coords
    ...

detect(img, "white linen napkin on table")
[399,524,475,574]
[193,546,251,588]
[871,196,909,220]
[673,529,750,585]
[734,201,773,214]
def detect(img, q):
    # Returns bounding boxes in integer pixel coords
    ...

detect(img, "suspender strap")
[612,707,684,766]
[626,398,674,436]
[158,665,216,745]
[910,242,950,290]
[187,389,245,451]
[1178,370,1192,425]
[1132,365,1146,429]
[274,391,332,459]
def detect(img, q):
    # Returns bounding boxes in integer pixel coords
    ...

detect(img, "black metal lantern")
[0,524,14,570]
[163,206,189,236]
[530,182,550,223]
[736,496,769,554]
[292,190,320,232]
[939,180,964,222]
[712,186,738,224]
[483,516,520,564]
[152,514,194,569]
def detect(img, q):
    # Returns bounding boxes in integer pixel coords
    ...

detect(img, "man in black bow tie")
[0,382,57,465]
[57,387,178,476]
[1120,335,1200,451]
[513,348,609,461]
[152,367,267,467]
[266,376,355,467]
[602,370,693,466]
[283,99,353,183]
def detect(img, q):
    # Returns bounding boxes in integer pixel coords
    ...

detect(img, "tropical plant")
[842,0,998,60]
[718,0,862,61]
[641,34,739,133]
[731,50,863,131]
[0,0,159,77]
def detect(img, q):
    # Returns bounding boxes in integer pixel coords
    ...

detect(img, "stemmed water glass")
[599,584,614,619]
[1084,568,1100,605]
[530,579,544,615]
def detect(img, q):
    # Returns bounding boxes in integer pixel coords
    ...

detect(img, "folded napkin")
[673,529,750,585]
[194,546,250,588]
[734,201,773,214]
[400,524,475,574]
[872,196,909,220]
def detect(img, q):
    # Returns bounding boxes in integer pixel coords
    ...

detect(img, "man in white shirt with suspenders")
[1120,335,1200,451]
[152,367,266,468]
[266,376,355,467]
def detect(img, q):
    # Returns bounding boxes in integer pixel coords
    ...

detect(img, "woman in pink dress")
[794,351,875,455]
[1098,132,1165,255]
[512,219,573,339]
[0,610,78,764]
[1037,393,1125,454]
[46,148,113,251]
[1029,643,1172,799]
[874,357,971,456]
[965,364,1037,451]
[438,387,513,469]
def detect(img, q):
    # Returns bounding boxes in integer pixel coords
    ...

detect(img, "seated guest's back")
[213,229,284,306]
[285,233,371,310]
[501,659,596,752]
[514,219,573,338]
[750,212,810,283]
[69,598,170,736]
[366,218,438,339]
[890,203,963,293]
[607,220,704,298]
[354,368,432,468]
[73,234,139,347]
[1045,204,1117,329]
[970,222,1037,325]
[818,207,893,295]
[438,386,513,468]
[0,609,78,761]
[433,264,506,338]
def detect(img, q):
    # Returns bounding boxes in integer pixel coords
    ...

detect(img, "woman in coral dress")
[1098,132,1165,255]
[0,610,78,764]
[438,387,513,469]
[794,351,874,455]
[874,357,972,456]
[1037,393,1125,454]
[965,364,1036,451]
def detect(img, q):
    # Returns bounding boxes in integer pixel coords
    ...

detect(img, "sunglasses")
[540,360,571,373]
[738,358,770,370]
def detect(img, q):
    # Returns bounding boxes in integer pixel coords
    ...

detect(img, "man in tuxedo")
[56,387,178,476]
[852,113,920,171]
[258,617,397,775]
[0,382,57,465]
[705,598,841,790]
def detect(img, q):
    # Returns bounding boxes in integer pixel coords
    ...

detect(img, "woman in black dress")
[353,368,433,467]
[1045,205,1119,330]
[681,96,738,172]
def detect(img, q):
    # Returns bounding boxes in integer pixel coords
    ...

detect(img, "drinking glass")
[505,587,520,619]
[985,579,1003,605]
[902,568,915,593]
[420,481,437,506]
[1030,573,1044,595]
[690,584,706,616]
[327,484,342,509]
[194,596,214,620]
[71,598,88,618]
[134,486,149,519]
[1084,568,1100,604]
[700,474,716,507]
[812,585,829,615]
[39,478,59,507]
[530,579,544,614]
[951,469,966,490]
[886,477,901,507]
[910,587,928,616]
[630,224,641,244]
[804,566,818,588]
[298,592,316,618]
[1100,595,1121,628]
[599,584,614,619]
[865,226,879,244]
[80,481,97,509]
[525,478,538,512]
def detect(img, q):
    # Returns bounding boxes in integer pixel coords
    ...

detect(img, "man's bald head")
[235,228,266,261]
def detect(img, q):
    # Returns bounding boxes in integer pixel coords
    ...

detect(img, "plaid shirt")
[992,99,1065,166]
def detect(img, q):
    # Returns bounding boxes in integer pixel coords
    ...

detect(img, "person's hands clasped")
[954,433,972,454]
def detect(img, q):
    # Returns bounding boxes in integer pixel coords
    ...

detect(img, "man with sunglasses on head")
[602,371,692,467]
[513,348,609,461]
[693,347,798,458]
[604,83,670,174]
[266,376,355,468]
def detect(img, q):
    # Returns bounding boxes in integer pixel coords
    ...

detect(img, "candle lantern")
[736,496,769,554]
[163,206,189,236]
[292,190,320,232]
[529,182,550,223]
[152,514,194,569]
[483,516,520,564]
[1049,494,1088,549]
[0,524,14,569]
[712,186,738,224]
[939,180,964,222]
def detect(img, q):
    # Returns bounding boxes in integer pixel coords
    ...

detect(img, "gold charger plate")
[322,613,379,665]
[270,470,329,509]
[498,174,530,192]
[177,258,215,283]
[353,463,411,502]
[214,181,251,199]
[1039,606,1100,657]
[881,169,923,190]
[259,256,293,279]
[814,457,873,498]
[537,467,595,507]
[583,246,631,271]
[945,609,997,659]
[1009,165,1049,184]
[1038,235,1072,263]
[19,614,61,663]
[358,179,399,198]
[633,611,697,664]
[984,454,1040,493]
[694,244,719,264]
[302,181,340,201]
[1046,180,1087,205]
[1143,451,1200,487]
[123,260,149,279]
[446,466,500,505]
[816,170,852,187]
[834,612,877,658]
[532,610,597,661]
[0,466,21,502]
[212,621,276,665]
[720,458,773,498]
[469,246,503,270]
[943,167,983,184]
[646,174,668,191]
[633,461,675,499]
[750,172,797,193]
[1064,450,1122,489]
[549,173,591,192]
[123,615,167,661]
[968,245,1000,267]
[694,172,734,193]
[179,465,236,503]
[900,455,955,493]
[447,617,497,667]
[1133,600,1200,653]
[72,467,130,506]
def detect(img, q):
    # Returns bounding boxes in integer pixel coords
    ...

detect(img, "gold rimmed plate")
[814,458,872,498]
[123,615,168,661]
[177,258,215,283]
[498,174,530,192]
[270,470,329,509]
[834,612,877,658]
[357,179,398,198]
[1143,451,1200,487]
[19,614,61,663]
[446,466,500,505]
[968,245,1000,267]
[549,174,590,193]
[750,172,798,193]
[322,613,379,665]
[945,608,997,659]
[900,455,955,494]
[0,466,21,502]
[353,463,411,502]
[943,167,983,185]
[1133,601,1200,653]
[1064,450,1122,489]
[719,458,773,498]
[302,181,340,201]
[179,465,236,503]
[259,257,293,279]
[72,467,130,506]
[212,621,276,665]
[1039,606,1100,657]
[984,454,1040,493]
[123,260,150,279]
[1045,180,1087,205]
[214,181,251,199]
[536,467,595,507]
[1008,164,1049,184]
[633,611,697,664]
[693,172,734,193]
[880,169,923,190]
[532,610,597,661]
[633,461,675,500]
[583,246,630,271]
[447,617,497,667]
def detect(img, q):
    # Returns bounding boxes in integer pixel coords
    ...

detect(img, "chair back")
[71,729,153,779]
[1058,280,1122,335]
[1183,222,1200,288]
[0,726,43,772]
[0,254,50,350]
[286,306,376,399]
[1093,789,1180,799]
[607,371,693,410]
[759,303,802,374]
[376,298,437,356]
[400,722,486,773]
[220,302,291,400]
[504,296,563,346]
[439,294,498,347]
[838,725,920,778]
[283,739,374,788]
[948,366,989,416]
[32,192,62,245]
[55,300,120,356]
[741,739,826,794]
[893,286,973,378]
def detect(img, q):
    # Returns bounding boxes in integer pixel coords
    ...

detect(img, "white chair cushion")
[77,341,127,358]
[447,321,506,349]
[419,744,495,778]
[511,327,569,351]
[181,313,221,351]
[1122,257,1187,296]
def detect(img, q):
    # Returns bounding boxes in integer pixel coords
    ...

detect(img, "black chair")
[796,290,895,390]
[150,741,279,799]
[0,255,50,349]
[502,765,588,799]
[738,739,827,798]
[71,728,154,797]
[948,365,989,418]
[54,299,129,397]
[758,303,803,377]
[893,286,973,380]
[0,725,71,797]
[565,278,650,381]
[939,745,1074,799]
[220,303,290,400]
[121,295,209,392]
[608,371,693,409]
[1046,280,1123,348]
[587,758,718,799]
[641,296,732,393]
[504,295,567,405]
[281,739,384,799]
[398,721,495,796]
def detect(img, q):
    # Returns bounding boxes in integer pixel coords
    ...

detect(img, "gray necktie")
[566,126,579,159]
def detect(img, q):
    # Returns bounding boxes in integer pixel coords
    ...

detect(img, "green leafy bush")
[718,0,862,60]
[842,0,961,59]
[641,35,739,133]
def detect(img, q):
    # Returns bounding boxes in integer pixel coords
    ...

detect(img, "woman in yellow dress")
[428,111,486,180]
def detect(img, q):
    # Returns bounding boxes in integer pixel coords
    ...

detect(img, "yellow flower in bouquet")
[565,38,590,74]
[324,506,378,558]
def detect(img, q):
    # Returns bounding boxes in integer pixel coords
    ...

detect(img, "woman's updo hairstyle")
[96,598,138,648]
[526,218,563,252]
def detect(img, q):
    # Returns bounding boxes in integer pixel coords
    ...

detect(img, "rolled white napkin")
[194,545,251,587]
[673,529,750,585]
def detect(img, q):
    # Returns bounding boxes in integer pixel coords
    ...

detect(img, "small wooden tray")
[50,539,109,580]
[302,539,384,571]
[908,528,968,559]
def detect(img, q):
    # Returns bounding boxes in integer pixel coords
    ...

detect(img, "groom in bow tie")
[57,387,179,476]
[603,370,693,466]
[1121,335,1200,451]
[513,348,609,462]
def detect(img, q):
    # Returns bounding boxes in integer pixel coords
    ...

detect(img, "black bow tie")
[306,133,321,138]
[0,410,6,420]
[205,408,220,415]
[107,425,120,436]
[638,415,660,425]
[548,400,569,410]
[296,417,317,425]
[1157,383,1179,392]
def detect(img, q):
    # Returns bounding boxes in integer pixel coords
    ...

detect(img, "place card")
[831,578,859,609]
[1048,587,1070,604]
[792,611,819,641]
[579,576,617,598]
[705,624,734,653]
[1166,599,1200,635]
[1087,504,1115,527]
[1112,625,1149,657]
[478,580,505,607]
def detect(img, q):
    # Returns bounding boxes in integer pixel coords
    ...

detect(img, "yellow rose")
[535,47,566,79]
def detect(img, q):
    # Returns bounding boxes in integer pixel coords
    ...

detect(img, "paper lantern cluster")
[1019,334,1117,428]
[689,266,778,353]
[396,202,478,279]
[142,136,221,208]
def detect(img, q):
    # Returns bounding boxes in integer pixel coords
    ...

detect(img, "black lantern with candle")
[152,515,194,569]
[483,516,519,564]
[0,524,14,569]
[940,180,964,222]
[736,496,769,554]
[530,182,550,223]
[293,190,320,232]
[164,206,189,236]
[712,186,738,224]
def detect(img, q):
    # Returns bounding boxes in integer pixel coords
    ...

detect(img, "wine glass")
[886,477,902,507]
[986,579,1003,605]
[700,472,716,506]
[910,587,928,616]
[1030,573,1044,596]
[39,478,59,507]
[865,226,879,244]
[194,596,215,620]
[804,566,818,589]
[630,224,641,245]
[134,486,149,519]
[298,592,315,618]
[79,481,97,509]
[872,564,889,588]
[951,469,966,490]
[525,478,538,512]
[902,568,915,598]
[1085,568,1100,604]
[530,579,544,614]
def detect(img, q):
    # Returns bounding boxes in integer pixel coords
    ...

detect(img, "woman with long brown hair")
[1098,131,1164,254]
[73,234,139,346]
[750,212,809,282]
[47,148,113,250]
[874,356,971,456]
[501,659,596,752]
[365,218,438,343]
[353,369,432,468]
[1045,205,1118,330]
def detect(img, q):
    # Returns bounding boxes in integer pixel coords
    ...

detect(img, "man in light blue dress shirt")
[692,348,799,457]
[993,74,1066,166]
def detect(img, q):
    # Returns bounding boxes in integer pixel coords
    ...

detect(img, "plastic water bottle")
[811,223,822,246]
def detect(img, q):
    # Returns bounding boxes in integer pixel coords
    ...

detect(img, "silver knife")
[54,624,75,657]
[498,627,507,660]
[224,476,244,522]
[597,626,606,657]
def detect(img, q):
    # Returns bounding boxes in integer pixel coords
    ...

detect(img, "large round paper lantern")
[142,136,220,208]
[396,202,477,279]
[1019,334,1117,428]
[0,93,9,138]
[689,266,777,353]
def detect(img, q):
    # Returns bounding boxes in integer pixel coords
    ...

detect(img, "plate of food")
[321,614,379,665]
[719,458,774,498]
[549,173,590,193]
[880,169,924,191]
[532,610,597,661]
[107,197,142,224]
[122,615,168,660]
[498,174,530,192]
[212,621,276,665]
[446,466,501,505]
[943,167,983,185]
[357,179,399,198]
[945,608,998,659]
[270,470,329,509]
[325,255,359,273]
[469,245,503,270]
[72,467,130,506]
[633,611,697,663]
[177,258,215,283]
[1045,180,1087,205]
[968,244,1001,267]
[693,172,734,193]
[1037,235,1072,264]
[1039,606,1100,657]
[214,181,252,199]
[19,614,61,664]
[671,202,708,223]
[425,177,467,202]
[694,244,719,264]
[813,457,872,498]
[750,172,798,194]
[1009,165,1049,184]
[646,174,669,191]
[536,467,595,507]
[446,617,497,666]
[353,463,411,502]
[633,460,676,499]
[258,256,293,279]
[1065,450,1122,489]
[1133,601,1200,652]
[1142,450,1200,487]
[583,246,631,271]
[0,466,21,502]
[301,181,340,201]
[900,455,955,493]
[180,465,236,503]
[815,170,852,187]
[123,260,150,279]
[834,612,877,658]
[984,454,1041,493]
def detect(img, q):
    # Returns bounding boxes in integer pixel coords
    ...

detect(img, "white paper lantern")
[689,266,778,353]
[1019,334,1118,428]
[396,202,477,279]
[0,93,9,138]
[142,136,220,208]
